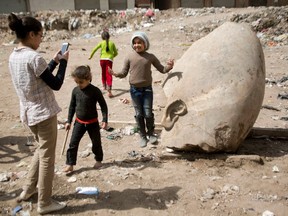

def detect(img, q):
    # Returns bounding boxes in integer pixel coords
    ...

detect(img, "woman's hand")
[54,50,69,63]
[61,50,69,61]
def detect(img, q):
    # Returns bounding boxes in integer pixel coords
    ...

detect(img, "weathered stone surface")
[161,22,265,152]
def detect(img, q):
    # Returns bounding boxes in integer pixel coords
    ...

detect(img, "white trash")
[76,187,100,197]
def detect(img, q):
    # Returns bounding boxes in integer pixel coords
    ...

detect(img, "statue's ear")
[161,99,187,131]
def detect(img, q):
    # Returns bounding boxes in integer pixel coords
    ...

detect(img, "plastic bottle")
[76,187,100,197]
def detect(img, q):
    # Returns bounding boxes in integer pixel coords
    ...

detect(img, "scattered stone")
[221,184,240,195]
[201,188,216,201]
[209,176,222,181]
[226,155,263,164]
[262,210,275,216]
[272,165,279,173]
[67,176,77,183]
[16,161,28,168]
[0,173,10,182]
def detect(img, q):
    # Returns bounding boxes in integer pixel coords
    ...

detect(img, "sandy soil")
[1,7,288,216]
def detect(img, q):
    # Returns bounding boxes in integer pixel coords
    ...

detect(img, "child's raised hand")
[167,59,174,70]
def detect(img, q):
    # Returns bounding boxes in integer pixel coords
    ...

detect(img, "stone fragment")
[161,22,265,152]
[226,155,263,164]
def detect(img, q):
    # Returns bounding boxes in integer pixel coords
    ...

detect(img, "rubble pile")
[176,6,288,46]
[230,6,288,46]
[0,6,287,46]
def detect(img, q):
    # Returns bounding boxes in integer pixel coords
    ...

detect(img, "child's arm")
[108,58,130,78]
[152,54,174,73]
[112,43,118,58]
[97,89,108,129]
[65,90,76,130]
[88,43,101,60]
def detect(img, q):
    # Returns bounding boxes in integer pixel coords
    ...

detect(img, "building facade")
[150,0,288,9]
[0,0,135,13]
[0,0,287,13]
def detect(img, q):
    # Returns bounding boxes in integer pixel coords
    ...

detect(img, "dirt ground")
[1,7,288,216]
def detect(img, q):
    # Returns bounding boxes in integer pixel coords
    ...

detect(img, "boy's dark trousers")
[66,121,103,165]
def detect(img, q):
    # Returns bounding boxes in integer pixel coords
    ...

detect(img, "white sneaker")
[37,199,66,215]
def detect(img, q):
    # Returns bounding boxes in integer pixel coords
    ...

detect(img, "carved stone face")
[161,22,266,153]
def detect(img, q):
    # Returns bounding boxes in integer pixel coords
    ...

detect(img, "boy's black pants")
[66,121,103,165]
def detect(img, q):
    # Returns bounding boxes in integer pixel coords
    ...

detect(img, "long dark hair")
[8,13,42,40]
[101,31,110,52]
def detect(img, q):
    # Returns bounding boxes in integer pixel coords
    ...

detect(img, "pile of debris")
[230,6,288,46]
[177,6,288,46]
[0,6,287,46]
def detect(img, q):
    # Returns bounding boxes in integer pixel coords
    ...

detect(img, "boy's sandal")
[63,166,73,173]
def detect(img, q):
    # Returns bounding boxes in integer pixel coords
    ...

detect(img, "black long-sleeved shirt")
[40,59,67,90]
[67,84,108,124]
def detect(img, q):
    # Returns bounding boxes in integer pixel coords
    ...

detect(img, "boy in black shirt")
[64,65,108,172]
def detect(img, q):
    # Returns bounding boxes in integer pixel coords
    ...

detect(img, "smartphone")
[61,42,69,54]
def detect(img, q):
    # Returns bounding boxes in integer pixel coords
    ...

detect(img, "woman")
[8,13,69,215]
